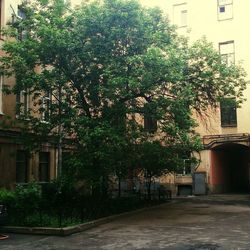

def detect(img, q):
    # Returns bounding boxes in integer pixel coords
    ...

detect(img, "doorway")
[211,143,250,193]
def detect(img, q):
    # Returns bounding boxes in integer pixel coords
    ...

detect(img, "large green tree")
[0,0,247,192]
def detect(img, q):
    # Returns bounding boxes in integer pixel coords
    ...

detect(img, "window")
[0,0,2,31]
[16,88,30,118]
[41,92,51,123]
[15,5,26,41]
[177,159,192,175]
[219,6,225,13]
[0,76,3,114]
[144,115,157,133]
[16,150,28,183]
[219,41,235,66]
[218,0,233,21]
[143,103,157,133]
[180,10,187,27]
[39,152,50,182]
[173,3,187,28]
[220,98,237,127]
[17,5,26,19]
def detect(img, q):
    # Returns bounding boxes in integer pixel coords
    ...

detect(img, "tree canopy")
[0,0,247,191]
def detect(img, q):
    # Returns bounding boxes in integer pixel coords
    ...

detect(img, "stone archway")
[210,143,250,193]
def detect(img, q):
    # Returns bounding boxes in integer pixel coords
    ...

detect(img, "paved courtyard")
[1,194,250,249]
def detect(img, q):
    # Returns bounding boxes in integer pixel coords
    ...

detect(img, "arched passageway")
[211,143,250,193]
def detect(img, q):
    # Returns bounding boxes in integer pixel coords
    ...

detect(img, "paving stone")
[1,195,250,249]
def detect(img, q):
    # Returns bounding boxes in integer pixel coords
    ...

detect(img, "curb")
[0,200,174,237]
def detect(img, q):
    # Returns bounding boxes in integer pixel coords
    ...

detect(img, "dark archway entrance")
[211,143,250,193]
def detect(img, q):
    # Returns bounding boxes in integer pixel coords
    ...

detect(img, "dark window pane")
[39,152,50,182]
[17,5,26,19]
[219,6,225,12]
[144,115,157,133]
[16,150,28,183]
[220,98,237,127]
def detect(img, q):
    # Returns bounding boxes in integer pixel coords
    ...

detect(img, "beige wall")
[149,0,250,136]
[0,1,58,189]
[0,0,23,32]
[0,0,23,120]
[2,0,249,192]
[140,0,250,193]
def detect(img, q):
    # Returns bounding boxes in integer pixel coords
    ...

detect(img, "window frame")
[16,150,28,183]
[173,2,188,28]
[0,75,3,115]
[39,152,50,182]
[220,98,237,127]
[176,159,192,176]
[0,0,2,35]
[41,91,51,123]
[180,9,187,27]
[16,88,30,119]
[14,5,27,41]
[219,40,235,66]
[144,114,157,134]
[217,0,233,21]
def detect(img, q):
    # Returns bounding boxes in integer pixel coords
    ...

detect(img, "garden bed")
[0,183,170,231]
[0,202,169,236]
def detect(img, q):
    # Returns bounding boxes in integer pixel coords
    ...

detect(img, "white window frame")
[0,0,3,32]
[16,88,30,119]
[173,3,188,28]
[177,159,192,176]
[180,9,187,27]
[11,5,27,40]
[219,41,235,66]
[217,0,233,21]
[41,92,51,123]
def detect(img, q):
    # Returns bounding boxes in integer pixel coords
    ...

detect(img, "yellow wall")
[141,0,250,193]
[148,0,250,136]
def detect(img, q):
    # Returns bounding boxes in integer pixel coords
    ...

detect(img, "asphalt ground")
[1,194,250,249]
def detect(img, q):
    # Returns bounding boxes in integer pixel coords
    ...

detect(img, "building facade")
[156,0,250,194]
[0,0,58,189]
[2,0,250,194]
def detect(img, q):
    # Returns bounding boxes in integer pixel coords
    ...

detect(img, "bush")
[14,182,42,214]
[0,189,15,209]
[1,182,42,226]
[0,181,162,227]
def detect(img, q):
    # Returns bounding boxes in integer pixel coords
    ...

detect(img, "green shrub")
[14,182,42,214]
[0,189,15,208]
